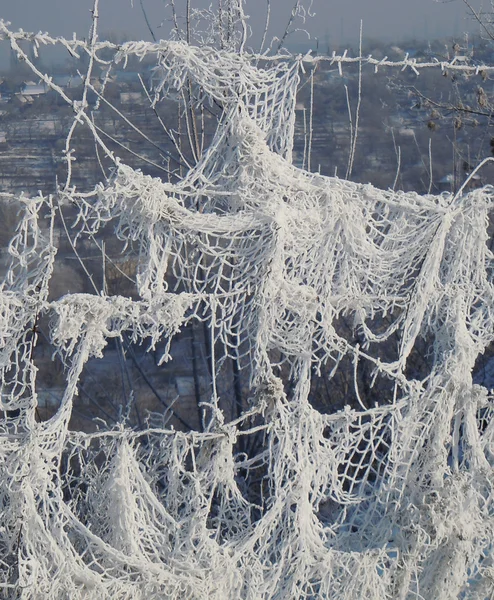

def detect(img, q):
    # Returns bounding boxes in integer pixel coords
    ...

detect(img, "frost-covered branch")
[0,6,493,599]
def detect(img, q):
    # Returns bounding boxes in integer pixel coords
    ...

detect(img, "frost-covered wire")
[0,14,493,600]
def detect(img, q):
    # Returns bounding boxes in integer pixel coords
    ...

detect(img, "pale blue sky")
[0,0,481,58]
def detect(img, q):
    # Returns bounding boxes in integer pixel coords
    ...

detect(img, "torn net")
[0,37,493,600]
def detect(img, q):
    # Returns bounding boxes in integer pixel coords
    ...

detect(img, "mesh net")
[0,21,493,600]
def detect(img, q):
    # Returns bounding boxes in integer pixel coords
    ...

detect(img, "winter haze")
[0,0,482,52]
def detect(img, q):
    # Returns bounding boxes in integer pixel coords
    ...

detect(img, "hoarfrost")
[0,13,493,600]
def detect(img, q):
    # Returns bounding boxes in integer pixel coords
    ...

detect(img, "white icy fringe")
[0,35,493,600]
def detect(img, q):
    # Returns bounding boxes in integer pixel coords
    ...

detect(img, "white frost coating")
[0,18,493,600]
[50,293,195,359]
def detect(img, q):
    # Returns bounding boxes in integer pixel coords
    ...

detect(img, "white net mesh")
[0,13,494,600]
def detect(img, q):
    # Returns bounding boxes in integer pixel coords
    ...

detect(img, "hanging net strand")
[0,11,493,600]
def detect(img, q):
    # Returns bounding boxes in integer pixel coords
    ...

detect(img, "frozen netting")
[0,30,494,600]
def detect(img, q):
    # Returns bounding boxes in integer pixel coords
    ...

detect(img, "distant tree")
[399,1,494,191]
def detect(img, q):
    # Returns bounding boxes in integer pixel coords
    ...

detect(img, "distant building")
[120,91,143,105]
[13,81,49,106]
[19,81,48,97]
[15,94,34,106]
[15,94,33,106]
